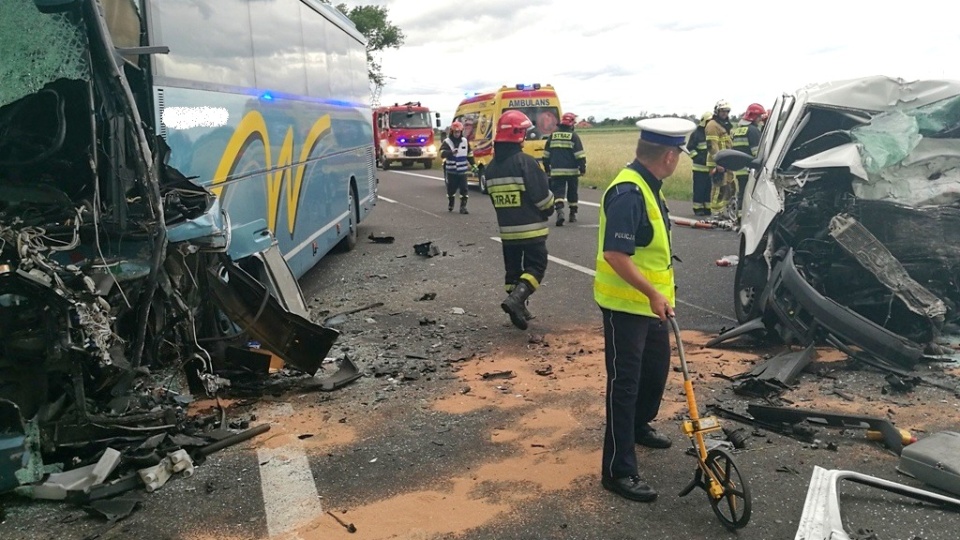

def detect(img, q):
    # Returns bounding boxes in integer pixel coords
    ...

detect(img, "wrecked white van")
[718,76,960,368]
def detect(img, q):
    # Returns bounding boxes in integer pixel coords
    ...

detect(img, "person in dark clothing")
[440,121,475,214]
[484,110,555,330]
[594,117,696,503]
[687,111,712,216]
[731,103,765,217]
[543,112,587,226]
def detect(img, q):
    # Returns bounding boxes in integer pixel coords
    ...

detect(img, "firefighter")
[440,121,475,214]
[484,110,555,330]
[731,103,765,216]
[687,111,712,216]
[595,117,697,502]
[706,100,735,217]
[543,112,587,226]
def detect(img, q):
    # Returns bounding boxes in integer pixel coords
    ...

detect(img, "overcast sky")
[350,0,958,124]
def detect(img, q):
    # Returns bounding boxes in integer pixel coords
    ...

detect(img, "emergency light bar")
[515,83,542,91]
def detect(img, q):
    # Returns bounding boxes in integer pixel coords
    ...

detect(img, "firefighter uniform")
[543,124,586,226]
[730,120,761,215]
[595,117,695,503]
[441,132,474,214]
[485,143,555,330]
[687,113,712,216]
[705,115,735,215]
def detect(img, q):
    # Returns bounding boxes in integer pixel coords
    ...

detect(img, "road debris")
[327,510,357,533]
[413,241,441,257]
[367,233,395,244]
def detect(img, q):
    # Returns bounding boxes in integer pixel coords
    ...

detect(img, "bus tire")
[334,182,359,253]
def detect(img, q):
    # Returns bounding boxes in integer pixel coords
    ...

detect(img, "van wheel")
[335,183,359,253]
[734,238,768,323]
[478,168,488,194]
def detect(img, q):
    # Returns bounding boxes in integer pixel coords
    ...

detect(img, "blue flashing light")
[398,137,407,143]
[260,91,275,102]
[515,83,542,91]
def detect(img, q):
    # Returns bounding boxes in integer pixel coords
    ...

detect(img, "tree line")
[584,112,742,127]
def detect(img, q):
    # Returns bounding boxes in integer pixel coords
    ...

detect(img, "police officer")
[594,117,696,502]
[440,121,474,214]
[485,110,555,330]
[543,112,587,226]
[687,111,712,216]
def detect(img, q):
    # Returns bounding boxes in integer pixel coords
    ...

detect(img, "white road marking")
[257,403,322,538]
[379,196,398,203]
[389,170,445,181]
[490,237,735,322]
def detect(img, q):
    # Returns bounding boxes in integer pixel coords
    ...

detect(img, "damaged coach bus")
[716,76,960,369]
[0,0,374,490]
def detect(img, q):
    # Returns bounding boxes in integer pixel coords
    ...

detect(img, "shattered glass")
[0,0,90,109]
[851,110,922,174]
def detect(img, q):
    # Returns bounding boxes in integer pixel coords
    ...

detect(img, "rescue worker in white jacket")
[440,121,475,214]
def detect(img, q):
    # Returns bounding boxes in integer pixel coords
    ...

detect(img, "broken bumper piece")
[767,249,923,369]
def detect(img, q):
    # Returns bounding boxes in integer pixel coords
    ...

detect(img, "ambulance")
[451,84,562,192]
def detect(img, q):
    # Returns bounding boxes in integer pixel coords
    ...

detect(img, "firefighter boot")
[555,207,565,227]
[569,205,577,223]
[459,196,469,214]
[448,196,455,213]
[501,281,534,330]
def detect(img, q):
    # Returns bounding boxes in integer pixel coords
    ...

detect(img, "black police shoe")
[636,428,672,449]
[601,475,658,502]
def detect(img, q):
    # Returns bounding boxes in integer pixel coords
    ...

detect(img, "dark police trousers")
[446,172,468,198]
[502,240,547,290]
[601,308,671,479]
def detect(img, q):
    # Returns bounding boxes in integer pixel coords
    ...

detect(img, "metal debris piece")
[747,404,909,455]
[413,241,441,257]
[367,233,395,244]
[898,431,960,496]
[322,302,384,326]
[733,344,817,398]
[417,292,436,301]
[327,510,357,533]
[795,466,960,540]
[29,448,121,500]
[481,371,516,380]
[84,495,142,522]
[535,365,554,376]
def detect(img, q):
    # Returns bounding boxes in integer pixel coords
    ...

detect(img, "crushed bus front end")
[0,0,339,492]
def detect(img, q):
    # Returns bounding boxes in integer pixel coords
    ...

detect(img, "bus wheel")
[335,183,359,253]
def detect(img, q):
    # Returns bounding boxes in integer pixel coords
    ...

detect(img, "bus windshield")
[389,111,432,129]
[504,107,560,140]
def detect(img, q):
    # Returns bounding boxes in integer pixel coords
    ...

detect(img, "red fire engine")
[373,102,441,169]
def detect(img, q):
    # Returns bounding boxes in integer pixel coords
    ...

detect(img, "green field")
[426,128,694,202]
[578,128,692,201]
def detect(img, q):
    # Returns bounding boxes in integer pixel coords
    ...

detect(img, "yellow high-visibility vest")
[594,168,675,317]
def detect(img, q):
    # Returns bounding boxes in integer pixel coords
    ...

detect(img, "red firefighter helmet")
[450,121,464,131]
[494,110,533,143]
[743,103,766,122]
[560,112,577,126]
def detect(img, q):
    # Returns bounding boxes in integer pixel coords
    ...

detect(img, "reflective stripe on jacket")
[543,127,586,177]
[443,136,472,173]
[594,168,675,317]
[485,150,554,244]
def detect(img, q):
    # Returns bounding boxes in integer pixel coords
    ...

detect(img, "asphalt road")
[2,168,957,540]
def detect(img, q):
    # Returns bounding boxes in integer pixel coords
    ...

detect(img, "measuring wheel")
[704,448,751,530]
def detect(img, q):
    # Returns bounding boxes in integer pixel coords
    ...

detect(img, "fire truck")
[373,102,441,169]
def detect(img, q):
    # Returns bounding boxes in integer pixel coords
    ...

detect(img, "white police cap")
[636,117,697,154]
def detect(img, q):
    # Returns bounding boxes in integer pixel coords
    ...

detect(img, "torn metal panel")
[747,404,908,455]
[898,431,960,497]
[767,249,923,369]
[828,214,946,321]
[795,466,960,540]
[732,344,816,397]
[207,260,339,376]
